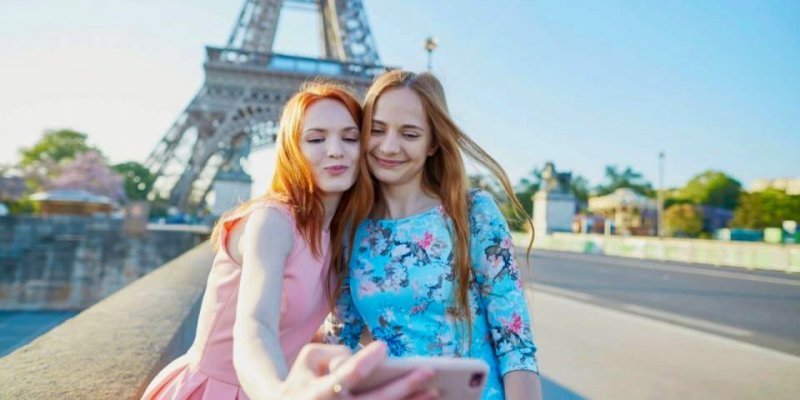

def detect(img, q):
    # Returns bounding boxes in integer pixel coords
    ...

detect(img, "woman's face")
[367,87,436,189]
[299,99,361,195]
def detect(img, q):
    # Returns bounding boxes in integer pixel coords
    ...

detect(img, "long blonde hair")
[358,70,533,339]
[210,81,373,309]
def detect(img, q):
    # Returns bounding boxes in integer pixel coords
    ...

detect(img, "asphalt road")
[519,249,800,356]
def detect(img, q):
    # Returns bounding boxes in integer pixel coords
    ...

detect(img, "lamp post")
[658,151,665,238]
[424,36,438,72]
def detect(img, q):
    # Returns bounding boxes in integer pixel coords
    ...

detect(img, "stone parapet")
[0,242,213,399]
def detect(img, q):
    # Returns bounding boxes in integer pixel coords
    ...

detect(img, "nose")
[327,136,345,159]
[379,132,400,155]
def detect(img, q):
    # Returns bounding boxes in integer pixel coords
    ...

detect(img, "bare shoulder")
[228,206,295,264]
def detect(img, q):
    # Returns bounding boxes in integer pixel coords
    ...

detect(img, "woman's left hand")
[279,341,439,400]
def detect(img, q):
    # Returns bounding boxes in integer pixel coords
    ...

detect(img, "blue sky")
[1,0,798,195]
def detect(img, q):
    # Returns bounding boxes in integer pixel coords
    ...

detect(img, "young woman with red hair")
[142,82,438,400]
[325,71,542,400]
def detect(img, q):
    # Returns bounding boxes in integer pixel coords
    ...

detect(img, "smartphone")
[349,356,489,400]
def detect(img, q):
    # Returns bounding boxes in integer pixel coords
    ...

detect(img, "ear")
[427,143,439,157]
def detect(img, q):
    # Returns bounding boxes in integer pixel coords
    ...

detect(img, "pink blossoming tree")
[48,151,125,202]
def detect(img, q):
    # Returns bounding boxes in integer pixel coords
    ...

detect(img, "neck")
[378,175,439,219]
[322,192,341,231]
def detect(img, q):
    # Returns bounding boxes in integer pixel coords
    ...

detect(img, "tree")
[664,204,704,237]
[570,174,590,204]
[731,189,800,229]
[595,165,654,197]
[19,129,100,167]
[49,151,125,202]
[113,161,156,201]
[502,168,543,231]
[515,168,542,212]
[681,170,742,210]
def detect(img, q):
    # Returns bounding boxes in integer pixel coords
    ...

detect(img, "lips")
[324,165,350,176]
[372,155,406,168]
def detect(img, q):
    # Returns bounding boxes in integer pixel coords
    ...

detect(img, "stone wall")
[0,215,207,310]
[0,242,213,399]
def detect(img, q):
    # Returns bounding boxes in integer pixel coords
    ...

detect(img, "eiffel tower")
[145,0,388,213]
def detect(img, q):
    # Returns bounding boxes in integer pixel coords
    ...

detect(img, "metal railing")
[205,46,389,79]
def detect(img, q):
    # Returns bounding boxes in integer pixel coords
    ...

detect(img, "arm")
[504,370,543,400]
[321,267,367,350]
[232,207,294,399]
[469,192,542,400]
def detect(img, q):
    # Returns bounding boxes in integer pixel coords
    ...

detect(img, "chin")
[319,178,357,194]
[372,174,407,187]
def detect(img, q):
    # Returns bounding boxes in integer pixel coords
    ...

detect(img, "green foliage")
[113,161,156,201]
[681,170,742,210]
[595,165,654,197]
[148,195,172,219]
[508,169,543,232]
[570,175,590,204]
[664,204,704,237]
[19,129,101,167]
[5,198,40,214]
[16,129,106,193]
[730,189,800,229]
[664,196,692,209]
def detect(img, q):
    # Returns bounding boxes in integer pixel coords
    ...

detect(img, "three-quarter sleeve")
[469,190,539,376]
[322,272,365,351]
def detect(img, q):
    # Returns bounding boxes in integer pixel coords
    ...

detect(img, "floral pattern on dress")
[323,190,538,400]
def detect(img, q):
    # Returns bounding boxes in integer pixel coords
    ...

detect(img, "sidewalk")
[528,285,800,399]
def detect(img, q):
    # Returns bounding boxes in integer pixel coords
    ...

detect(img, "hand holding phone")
[349,356,489,400]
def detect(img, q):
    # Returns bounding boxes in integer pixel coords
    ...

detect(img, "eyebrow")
[400,124,424,131]
[303,126,358,134]
[372,120,424,131]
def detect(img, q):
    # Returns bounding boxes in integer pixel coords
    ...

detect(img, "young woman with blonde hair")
[325,71,542,399]
[142,81,438,400]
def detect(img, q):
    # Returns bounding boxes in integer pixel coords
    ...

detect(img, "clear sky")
[1,0,798,196]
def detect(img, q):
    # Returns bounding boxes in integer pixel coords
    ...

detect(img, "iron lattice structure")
[145,0,387,211]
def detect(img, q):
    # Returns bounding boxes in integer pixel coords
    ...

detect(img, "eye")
[370,129,385,136]
[402,131,420,139]
[306,137,324,143]
[343,135,359,143]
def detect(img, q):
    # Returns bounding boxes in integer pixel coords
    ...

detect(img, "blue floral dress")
[324,190,538,399]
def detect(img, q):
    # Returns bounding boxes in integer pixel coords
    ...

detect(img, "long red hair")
[210,81,373,309]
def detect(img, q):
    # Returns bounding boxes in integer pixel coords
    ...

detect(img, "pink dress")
[142,202,332,400]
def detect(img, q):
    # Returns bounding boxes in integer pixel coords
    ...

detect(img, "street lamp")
[424,36,438,72]
[658,151,665,238]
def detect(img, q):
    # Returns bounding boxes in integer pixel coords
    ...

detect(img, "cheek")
[410,142,431,161]
[300,147,324,170]
[366,136,381,153]
[345,143,361,159]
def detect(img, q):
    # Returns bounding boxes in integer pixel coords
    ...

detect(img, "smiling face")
[367,87,437,190]
[299,98,361,195]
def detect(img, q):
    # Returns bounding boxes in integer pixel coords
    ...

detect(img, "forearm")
[503,370,543,400]
[233,322,288,400]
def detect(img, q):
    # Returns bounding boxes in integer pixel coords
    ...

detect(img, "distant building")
[750,177,800,195]
[588,188,657,236]
[29,189,115,215]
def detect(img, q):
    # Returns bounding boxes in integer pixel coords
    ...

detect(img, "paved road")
[529,286,799,399]
[518,249,800,356]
